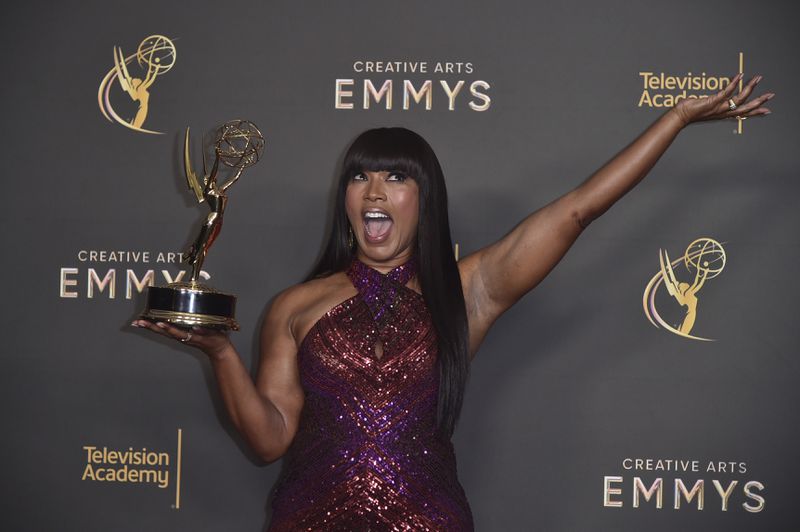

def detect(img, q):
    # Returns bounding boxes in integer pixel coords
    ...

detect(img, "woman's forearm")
[570,108,685,228]
[209,344,289,462]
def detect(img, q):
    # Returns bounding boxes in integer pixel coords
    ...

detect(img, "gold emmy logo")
[98,35,177,134]
[642,237,727,341]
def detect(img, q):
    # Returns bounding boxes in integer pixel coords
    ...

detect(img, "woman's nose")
[364,177,386,200]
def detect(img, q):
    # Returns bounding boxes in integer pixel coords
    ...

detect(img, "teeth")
[364,212,390,219]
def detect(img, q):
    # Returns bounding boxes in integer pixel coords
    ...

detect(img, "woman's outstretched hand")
[131,319,233,360]
[672,73,774,126]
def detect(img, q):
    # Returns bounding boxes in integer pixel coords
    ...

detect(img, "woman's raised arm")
[459,73,773,353]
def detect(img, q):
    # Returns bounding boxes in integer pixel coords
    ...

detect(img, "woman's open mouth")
[363,210,393,243]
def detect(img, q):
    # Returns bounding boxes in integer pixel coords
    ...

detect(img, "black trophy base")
[140,282,239,331]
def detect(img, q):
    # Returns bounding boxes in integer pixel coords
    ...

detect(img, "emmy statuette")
[139,119,265,331]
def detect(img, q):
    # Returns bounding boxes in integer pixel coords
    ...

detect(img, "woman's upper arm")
[458,253,497,359]
[254,287,306,450]
[459,192,583,355]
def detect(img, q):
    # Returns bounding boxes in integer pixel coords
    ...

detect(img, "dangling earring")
[348,225,355,249]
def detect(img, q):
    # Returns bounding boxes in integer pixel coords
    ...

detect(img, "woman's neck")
[355,249,416,274]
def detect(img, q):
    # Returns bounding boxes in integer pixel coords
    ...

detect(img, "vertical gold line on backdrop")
[738,52,744,135]
[175,428,183,509]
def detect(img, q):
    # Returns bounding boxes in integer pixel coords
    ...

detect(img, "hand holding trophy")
[139,119,265,331]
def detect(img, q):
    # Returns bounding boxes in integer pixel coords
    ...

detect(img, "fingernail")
[764,110,772,114]
[766,93,775,100]
[756,75,763,83]
[156,322,167,328]
[130,321,140,327]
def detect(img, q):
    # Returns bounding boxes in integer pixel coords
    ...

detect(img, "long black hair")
[305,127,470,439]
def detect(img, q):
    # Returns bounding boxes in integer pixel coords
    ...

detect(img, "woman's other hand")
[672,73,774,126]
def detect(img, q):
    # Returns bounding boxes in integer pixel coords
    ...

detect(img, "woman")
[132,73,772,530]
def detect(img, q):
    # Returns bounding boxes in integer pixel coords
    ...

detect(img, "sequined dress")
[268,257,474,531]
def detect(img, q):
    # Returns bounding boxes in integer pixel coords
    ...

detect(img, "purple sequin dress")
[268,257,474,531]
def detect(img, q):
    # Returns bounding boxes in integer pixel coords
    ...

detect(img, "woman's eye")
[352,173,366,181]
[387,172,407,182]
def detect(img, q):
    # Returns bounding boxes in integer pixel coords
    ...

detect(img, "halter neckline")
[346,256,418,324]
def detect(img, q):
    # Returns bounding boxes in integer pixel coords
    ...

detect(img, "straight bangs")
[341,128,428,185]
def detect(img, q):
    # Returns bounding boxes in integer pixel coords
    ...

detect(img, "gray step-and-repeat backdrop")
[2,1,797,530]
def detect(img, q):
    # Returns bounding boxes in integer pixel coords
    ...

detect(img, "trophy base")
[140,282,239,331]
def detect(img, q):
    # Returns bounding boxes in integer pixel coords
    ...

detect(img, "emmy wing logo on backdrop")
[642,237,727,341]
[638,52,750,134]
[98,35,177,134]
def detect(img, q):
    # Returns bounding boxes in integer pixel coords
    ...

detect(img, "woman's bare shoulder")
[266,272,357,348]
[273,272,352,308]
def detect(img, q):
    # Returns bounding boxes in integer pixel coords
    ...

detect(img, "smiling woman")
[131,73,773,531]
